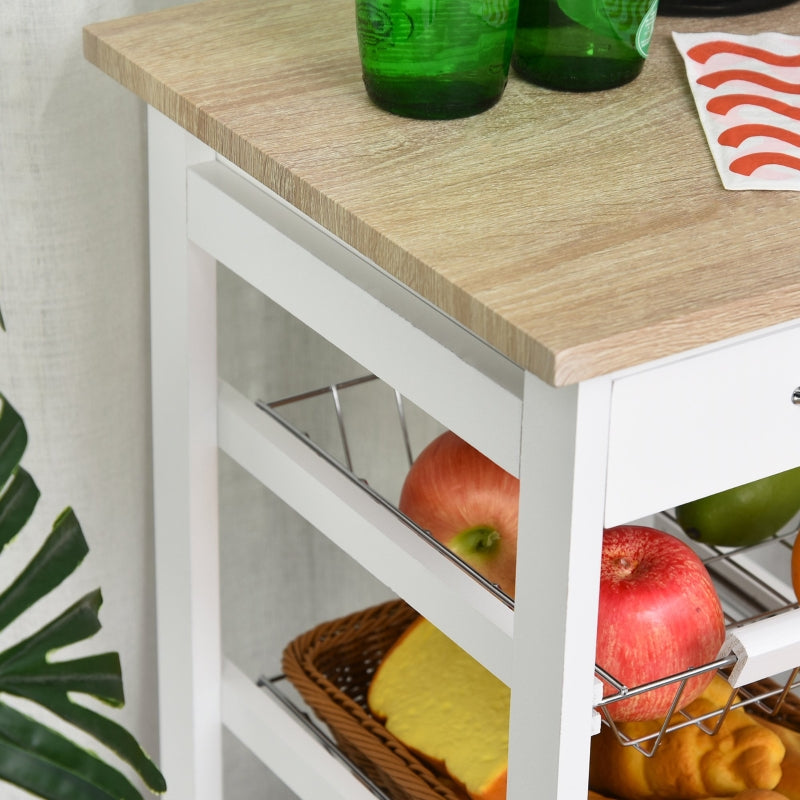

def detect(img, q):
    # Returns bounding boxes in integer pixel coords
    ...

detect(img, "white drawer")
[605,324,800,526]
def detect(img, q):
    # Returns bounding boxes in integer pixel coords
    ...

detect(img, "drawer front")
[605,324,800,526]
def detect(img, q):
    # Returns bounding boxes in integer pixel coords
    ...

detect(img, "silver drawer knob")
[793,387,800,405]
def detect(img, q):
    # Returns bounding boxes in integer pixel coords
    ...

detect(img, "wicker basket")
[282,599,800,800]
[747,675,800,730]
[281,598,469,800]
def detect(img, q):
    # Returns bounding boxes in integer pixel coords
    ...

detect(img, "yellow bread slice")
[367,617,509,800]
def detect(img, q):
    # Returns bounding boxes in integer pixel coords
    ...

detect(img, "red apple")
[597,525,726,722]
[398,431,519,597]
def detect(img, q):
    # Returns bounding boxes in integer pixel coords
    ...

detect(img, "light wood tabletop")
[83,0,800,386]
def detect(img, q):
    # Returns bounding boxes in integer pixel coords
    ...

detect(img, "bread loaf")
[369,618,797,800]
[589,675,785,799]
[368,617,509,800]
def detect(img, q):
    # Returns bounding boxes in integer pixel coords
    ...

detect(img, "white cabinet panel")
[606,324,800,526]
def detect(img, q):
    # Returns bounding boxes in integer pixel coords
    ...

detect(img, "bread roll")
[705,792,790,800]
[751,716,800,800]
[589,675,785,799]
[593,788,790,799]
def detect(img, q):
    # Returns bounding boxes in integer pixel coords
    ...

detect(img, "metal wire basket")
[257,373,800,758]
[273,598,800,800]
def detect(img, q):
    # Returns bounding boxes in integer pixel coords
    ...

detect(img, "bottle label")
[356,2,414,48]
[635,0,658,58]
[356,1,515,47]
[558,0,659,57]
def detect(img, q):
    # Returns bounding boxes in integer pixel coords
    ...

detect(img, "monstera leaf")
[0,393,166,799]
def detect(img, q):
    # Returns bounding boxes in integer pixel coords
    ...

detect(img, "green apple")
[675,466,800,548]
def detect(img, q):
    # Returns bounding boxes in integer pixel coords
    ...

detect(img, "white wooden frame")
[148,110,222,800]
[146,106,800,800]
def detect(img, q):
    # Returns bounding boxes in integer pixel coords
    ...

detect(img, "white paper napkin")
[673,31,800,190]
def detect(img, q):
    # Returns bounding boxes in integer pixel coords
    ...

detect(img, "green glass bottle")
[512,0,659,92]
[355,0,520,119]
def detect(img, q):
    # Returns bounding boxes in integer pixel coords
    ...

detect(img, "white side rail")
[724,608,800,687]
[222,660,378,800]
[187,159,524,476]
[218,379,514,683]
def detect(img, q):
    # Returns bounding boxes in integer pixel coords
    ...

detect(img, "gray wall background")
[1,2,442,797]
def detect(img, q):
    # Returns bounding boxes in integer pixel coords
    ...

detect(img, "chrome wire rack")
[597,661,800,756]
[256,373,800,757]
[256,375,515,608]
[257,674,395,800]
[598,507,800,753]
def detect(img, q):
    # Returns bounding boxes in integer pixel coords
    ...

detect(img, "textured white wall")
[0,0,171,795]
[216,270,444,799]
[2,3,444,799]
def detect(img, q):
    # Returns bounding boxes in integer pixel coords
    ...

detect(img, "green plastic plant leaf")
[0,395,38,557]
[0,590,103,672]
[0,396,26,489]
[0,467,39,553]
[0,508,89,634]
[10,689,166,793]
[0,512,166,793]
[0,735,113,800]
[0,652,124,706]
[0,700,144,800]
[0,386,167,797]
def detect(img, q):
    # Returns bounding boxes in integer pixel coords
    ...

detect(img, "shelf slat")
[221,660,378,800]
[218,379,515,684]
[725,608,800,687]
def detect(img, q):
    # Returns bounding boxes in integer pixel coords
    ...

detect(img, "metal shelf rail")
[256,373,800,759]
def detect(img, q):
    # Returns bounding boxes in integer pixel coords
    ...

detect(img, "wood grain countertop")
[83,0,800,386]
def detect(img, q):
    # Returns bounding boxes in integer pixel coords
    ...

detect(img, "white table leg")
[147,108,222,800]
[507,373,611,799]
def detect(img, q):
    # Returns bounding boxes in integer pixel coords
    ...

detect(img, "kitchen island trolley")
[83,2,800,799]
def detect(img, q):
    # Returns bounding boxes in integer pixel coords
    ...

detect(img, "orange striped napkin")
[673,31,800,190]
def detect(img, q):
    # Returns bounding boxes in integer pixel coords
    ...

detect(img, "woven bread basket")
[746,675,800,729]
[281,598,469,800]
[282,599,800,800]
